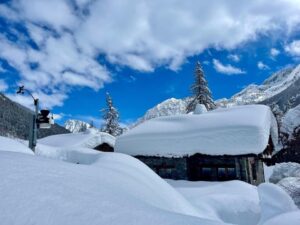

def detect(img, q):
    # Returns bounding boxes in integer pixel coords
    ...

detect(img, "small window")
[227,168,236,179]
[202,167,212,179]
[218,168,226,180]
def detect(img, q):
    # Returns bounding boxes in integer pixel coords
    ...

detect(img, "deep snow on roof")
[39,128,115,149]
[115,105,278,157]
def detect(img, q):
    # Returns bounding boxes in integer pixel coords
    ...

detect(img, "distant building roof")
[115,105,278,157]
[39,128,115,149]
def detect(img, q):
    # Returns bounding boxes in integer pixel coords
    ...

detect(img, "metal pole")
[28,98,39,152]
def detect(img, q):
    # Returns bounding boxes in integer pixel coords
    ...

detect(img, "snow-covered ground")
[0,135,299,225]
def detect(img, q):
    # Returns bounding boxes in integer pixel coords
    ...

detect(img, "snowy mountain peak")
[218,65,300,107]
[134,97,190,126]
[64,119,91,133]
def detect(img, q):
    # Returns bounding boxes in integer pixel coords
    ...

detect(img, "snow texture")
[168,180,260,225]
[0,136,33,155]
[39,128,115,149]
[277,177,300,208]
[257,183,298,225]
[281,104,300,139]
[193,104,208,114]
[0,139,229,225]
[1,136,300,225]
[116,105,278,156]
[269,162,300,183]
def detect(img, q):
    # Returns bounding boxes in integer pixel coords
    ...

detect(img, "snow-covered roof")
[39,128,116,149]
[115,105,278,157]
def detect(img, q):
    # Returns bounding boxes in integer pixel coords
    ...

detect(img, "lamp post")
[16,86,39,152]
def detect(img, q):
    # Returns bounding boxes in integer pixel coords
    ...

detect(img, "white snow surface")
[116,105,278,156]
[0,137,229,225]
[257,183,298,225]
[1,136,300,225]
[0,136,33,155]
[269,162,300,183]
[168,180,261,225]
[193,103,208,114]
[281,104,300,138]
[39,128,115,148]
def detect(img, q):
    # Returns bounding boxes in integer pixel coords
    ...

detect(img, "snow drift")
[39,128,115,149]
[116,105,278,157]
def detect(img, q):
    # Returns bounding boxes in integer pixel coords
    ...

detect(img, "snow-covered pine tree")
[101,92,123,136]
[186,61,215,113]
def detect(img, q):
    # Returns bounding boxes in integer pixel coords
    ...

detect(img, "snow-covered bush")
[269,162,300,183]
[277,177,300,208]
[269,162,300,208]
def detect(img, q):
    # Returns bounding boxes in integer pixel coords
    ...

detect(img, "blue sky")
[0,0,300,127]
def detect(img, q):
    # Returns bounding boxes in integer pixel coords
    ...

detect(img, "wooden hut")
[115,105,278,185]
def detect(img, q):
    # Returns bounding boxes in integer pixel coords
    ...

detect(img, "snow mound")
[257,183,298,225]
[116,105,278,156]
[261,211,300,225]
[168,180,260,225]
[281,104,300,139]
[193,104,207,114]
[39,128,115,149]
[0,136,33,155]
[269,162,300,183]
[277,177,300,208]
[0,150,231,225]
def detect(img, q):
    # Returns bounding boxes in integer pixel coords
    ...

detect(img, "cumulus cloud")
[270,48,280,58]
[285,40,300,56]
[213,59,246,75]
[257,61,270,70]
[0,0,300,107]
[227,54,240,62]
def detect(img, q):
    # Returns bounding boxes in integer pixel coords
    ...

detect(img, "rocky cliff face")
[0,93,69,140]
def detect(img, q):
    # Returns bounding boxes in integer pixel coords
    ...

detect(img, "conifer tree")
[101,92,122,136]
[186,61,215,113]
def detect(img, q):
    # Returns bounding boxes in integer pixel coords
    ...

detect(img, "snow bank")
[0,150,231,225]
[0,136,33,155]
[261,211,300,225]
[277,177,300,208]
[39,128,115,149]
[116,105,278,156]
[168,180,260,225]
[269,162,300,183]
[257,183,298,225]
[281,104,300,139]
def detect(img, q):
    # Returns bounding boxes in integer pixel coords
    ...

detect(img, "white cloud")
[7,91,67,110]
[257,61,270,70]
[0,80,8,92]
[52,113,65,121]
[285,40,300,56]
[227,54,240,62]
[0,0,300,107]
[270,48,280,58]
[213,59,246,75]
